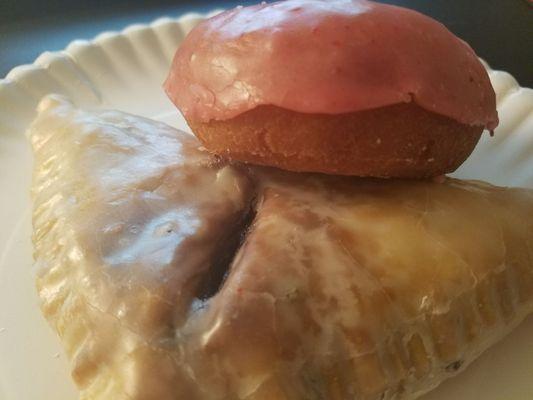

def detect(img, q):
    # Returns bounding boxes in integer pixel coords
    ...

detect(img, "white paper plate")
[0,10,532,400]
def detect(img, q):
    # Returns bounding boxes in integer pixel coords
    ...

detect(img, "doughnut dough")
[188,103,483,178]
[30,97,533,400]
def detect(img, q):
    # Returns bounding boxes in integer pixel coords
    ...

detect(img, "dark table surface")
[1,0,532,87]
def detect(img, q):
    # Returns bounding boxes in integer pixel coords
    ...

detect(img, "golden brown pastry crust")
[188,103,484,178]
[30,97,533,400]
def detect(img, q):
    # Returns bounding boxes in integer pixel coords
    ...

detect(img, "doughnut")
[164,0,498,178]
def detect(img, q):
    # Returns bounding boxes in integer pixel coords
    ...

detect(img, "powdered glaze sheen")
[31,97,532,400]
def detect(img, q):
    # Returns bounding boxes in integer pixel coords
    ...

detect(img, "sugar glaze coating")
[165,0,498,130]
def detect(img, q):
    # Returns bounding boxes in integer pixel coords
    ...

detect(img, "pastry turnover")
[31,96,533,400]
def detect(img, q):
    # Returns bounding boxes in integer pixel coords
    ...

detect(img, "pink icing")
[164,0,498,130]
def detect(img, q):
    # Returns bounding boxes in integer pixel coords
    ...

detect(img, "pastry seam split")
[194,195,259,301]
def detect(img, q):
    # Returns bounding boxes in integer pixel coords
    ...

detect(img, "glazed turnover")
[31,96,533,400]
